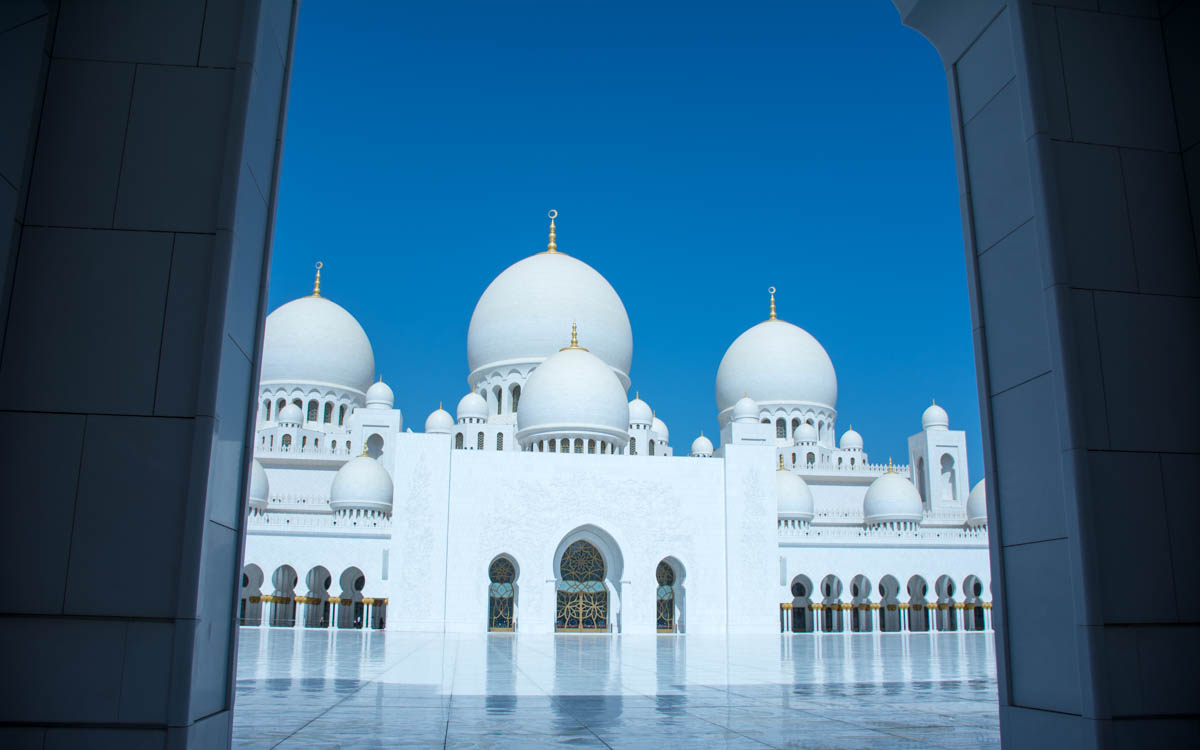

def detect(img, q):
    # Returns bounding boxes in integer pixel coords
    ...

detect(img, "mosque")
[240,212,992,636]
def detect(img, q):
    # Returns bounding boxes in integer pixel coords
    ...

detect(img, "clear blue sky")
[269,1,984,482]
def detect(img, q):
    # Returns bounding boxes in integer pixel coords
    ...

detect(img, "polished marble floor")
[233,628,999,749]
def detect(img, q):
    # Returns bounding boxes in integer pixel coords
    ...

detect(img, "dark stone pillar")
[0,1,297,746]
[892,0,1200,746]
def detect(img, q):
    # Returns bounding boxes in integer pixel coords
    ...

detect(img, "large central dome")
[467,216,633,388]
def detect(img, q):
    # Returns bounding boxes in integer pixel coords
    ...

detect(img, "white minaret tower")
[906,400,970,521]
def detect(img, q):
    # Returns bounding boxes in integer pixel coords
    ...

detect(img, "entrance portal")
[555,540,608,632]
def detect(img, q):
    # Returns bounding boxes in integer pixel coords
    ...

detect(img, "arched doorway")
[849,574,873,632]
[365,432,384,459]
[240,564,264,626]
[268,565,297,627]
[962,574,986,631]
[819,575,844,633]
[907,575,930,632]
[555,540,607,632]
[789,575,814,633]
[935,575,958,631]
[336,567,366,629]
[488,556,517,632]
[878,575,901,632]
[301,566,332,628]
[655,559,681,633]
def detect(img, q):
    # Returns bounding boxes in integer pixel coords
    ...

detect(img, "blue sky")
[269,1,983,482]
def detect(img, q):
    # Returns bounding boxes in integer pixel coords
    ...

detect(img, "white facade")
[242,215,992,636]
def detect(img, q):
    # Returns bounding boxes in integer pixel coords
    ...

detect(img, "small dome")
[425,407,454,434]
[366,379,394,409]
[277,402,303,425]
[839,427,863,451]
[330,454,393,513]
[261,292,375,396]
[248,459,269,510]
[732,395,759,424]
[628,396,653,426]
[777,469,814,522]
[922,400,949,431]
[794,422,818,444]
[967,478,987,527]
[863,472,924,524]
[690,433,714,457]
[516,343,630,447]
[456,391,489,422]
[651,416,669,443]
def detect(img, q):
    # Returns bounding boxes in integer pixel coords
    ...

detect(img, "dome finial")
[312,261,323,297]
[778,453,786,471]
[560,320,588,351]
[768,286,776,320]
[886,457,895,474]
[361,444,369,457]
[546,209,558,253]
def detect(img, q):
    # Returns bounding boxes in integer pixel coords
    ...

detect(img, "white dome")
[651,416,669,443]
[365,379,394,409]
[967,478,987,527]
[628,396,653,426]
[277,402,302,425]
[922,400,949,431]
[329,454,393,513]
[690,433,714,457]
[456,392,489,422]
[732,395,760,423]
[839,427,863,450]
[261,293,375,396]
[467,247,633,388]
[715,318,837,423]
[794,421,818,444]
[248,459,269,510]
[425,407,454,434]
[777,469,815,521]
[863,472,924,524]
[516,345,630,446]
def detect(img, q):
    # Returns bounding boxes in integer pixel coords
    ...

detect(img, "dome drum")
[515,425,630,451]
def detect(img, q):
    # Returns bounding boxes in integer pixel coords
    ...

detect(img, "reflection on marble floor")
[233,628,999,749]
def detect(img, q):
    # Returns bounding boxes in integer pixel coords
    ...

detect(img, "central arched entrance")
[555,540,608,632]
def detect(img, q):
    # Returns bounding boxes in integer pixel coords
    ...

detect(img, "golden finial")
[778,454,786,471]
[361,445,370,457]
[560,320,588,351]
[546,209,558,253]
[886,457,895,474]
[768,286,777,320]
[312,262,323,297]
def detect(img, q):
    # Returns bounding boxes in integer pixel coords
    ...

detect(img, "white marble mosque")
[241,212,993,637]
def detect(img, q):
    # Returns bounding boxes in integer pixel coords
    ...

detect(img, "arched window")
[488,557,517,631]
[323,402,333,423]
[269,435,274,447]
[806,452,815,467]
[493,385,503,415]
[496,433,504,450]
[791,417,800,435]
[629,436,637,455]
[556,540,606,632]
[314,439,319,449]
[292,398,302,409]
[560,438,569,453]
[850,457,855,467]
[366,433,383,458]
[548,439,556,453]
[792,452,797,464]
[331,440,337,451]
[338,404,347,426]
[510,384,521,412]
[477,432,485,450]
[656,560,677,633]
[600,442,606,455]
[306,400,318,421]
[573,438,583,454]
[301,436,307,449]
[455,433,464,450]
[276,398,286,415]
[838,456,843,467]
[262,399,270,421]
[776,418,786,438]
[649,441,655,456]
[588,439,596,454]
[346,442,351,453]
[917,457,927,505]
[940,453,957,503]
[761,418,770,424]
[281,434,292,449]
